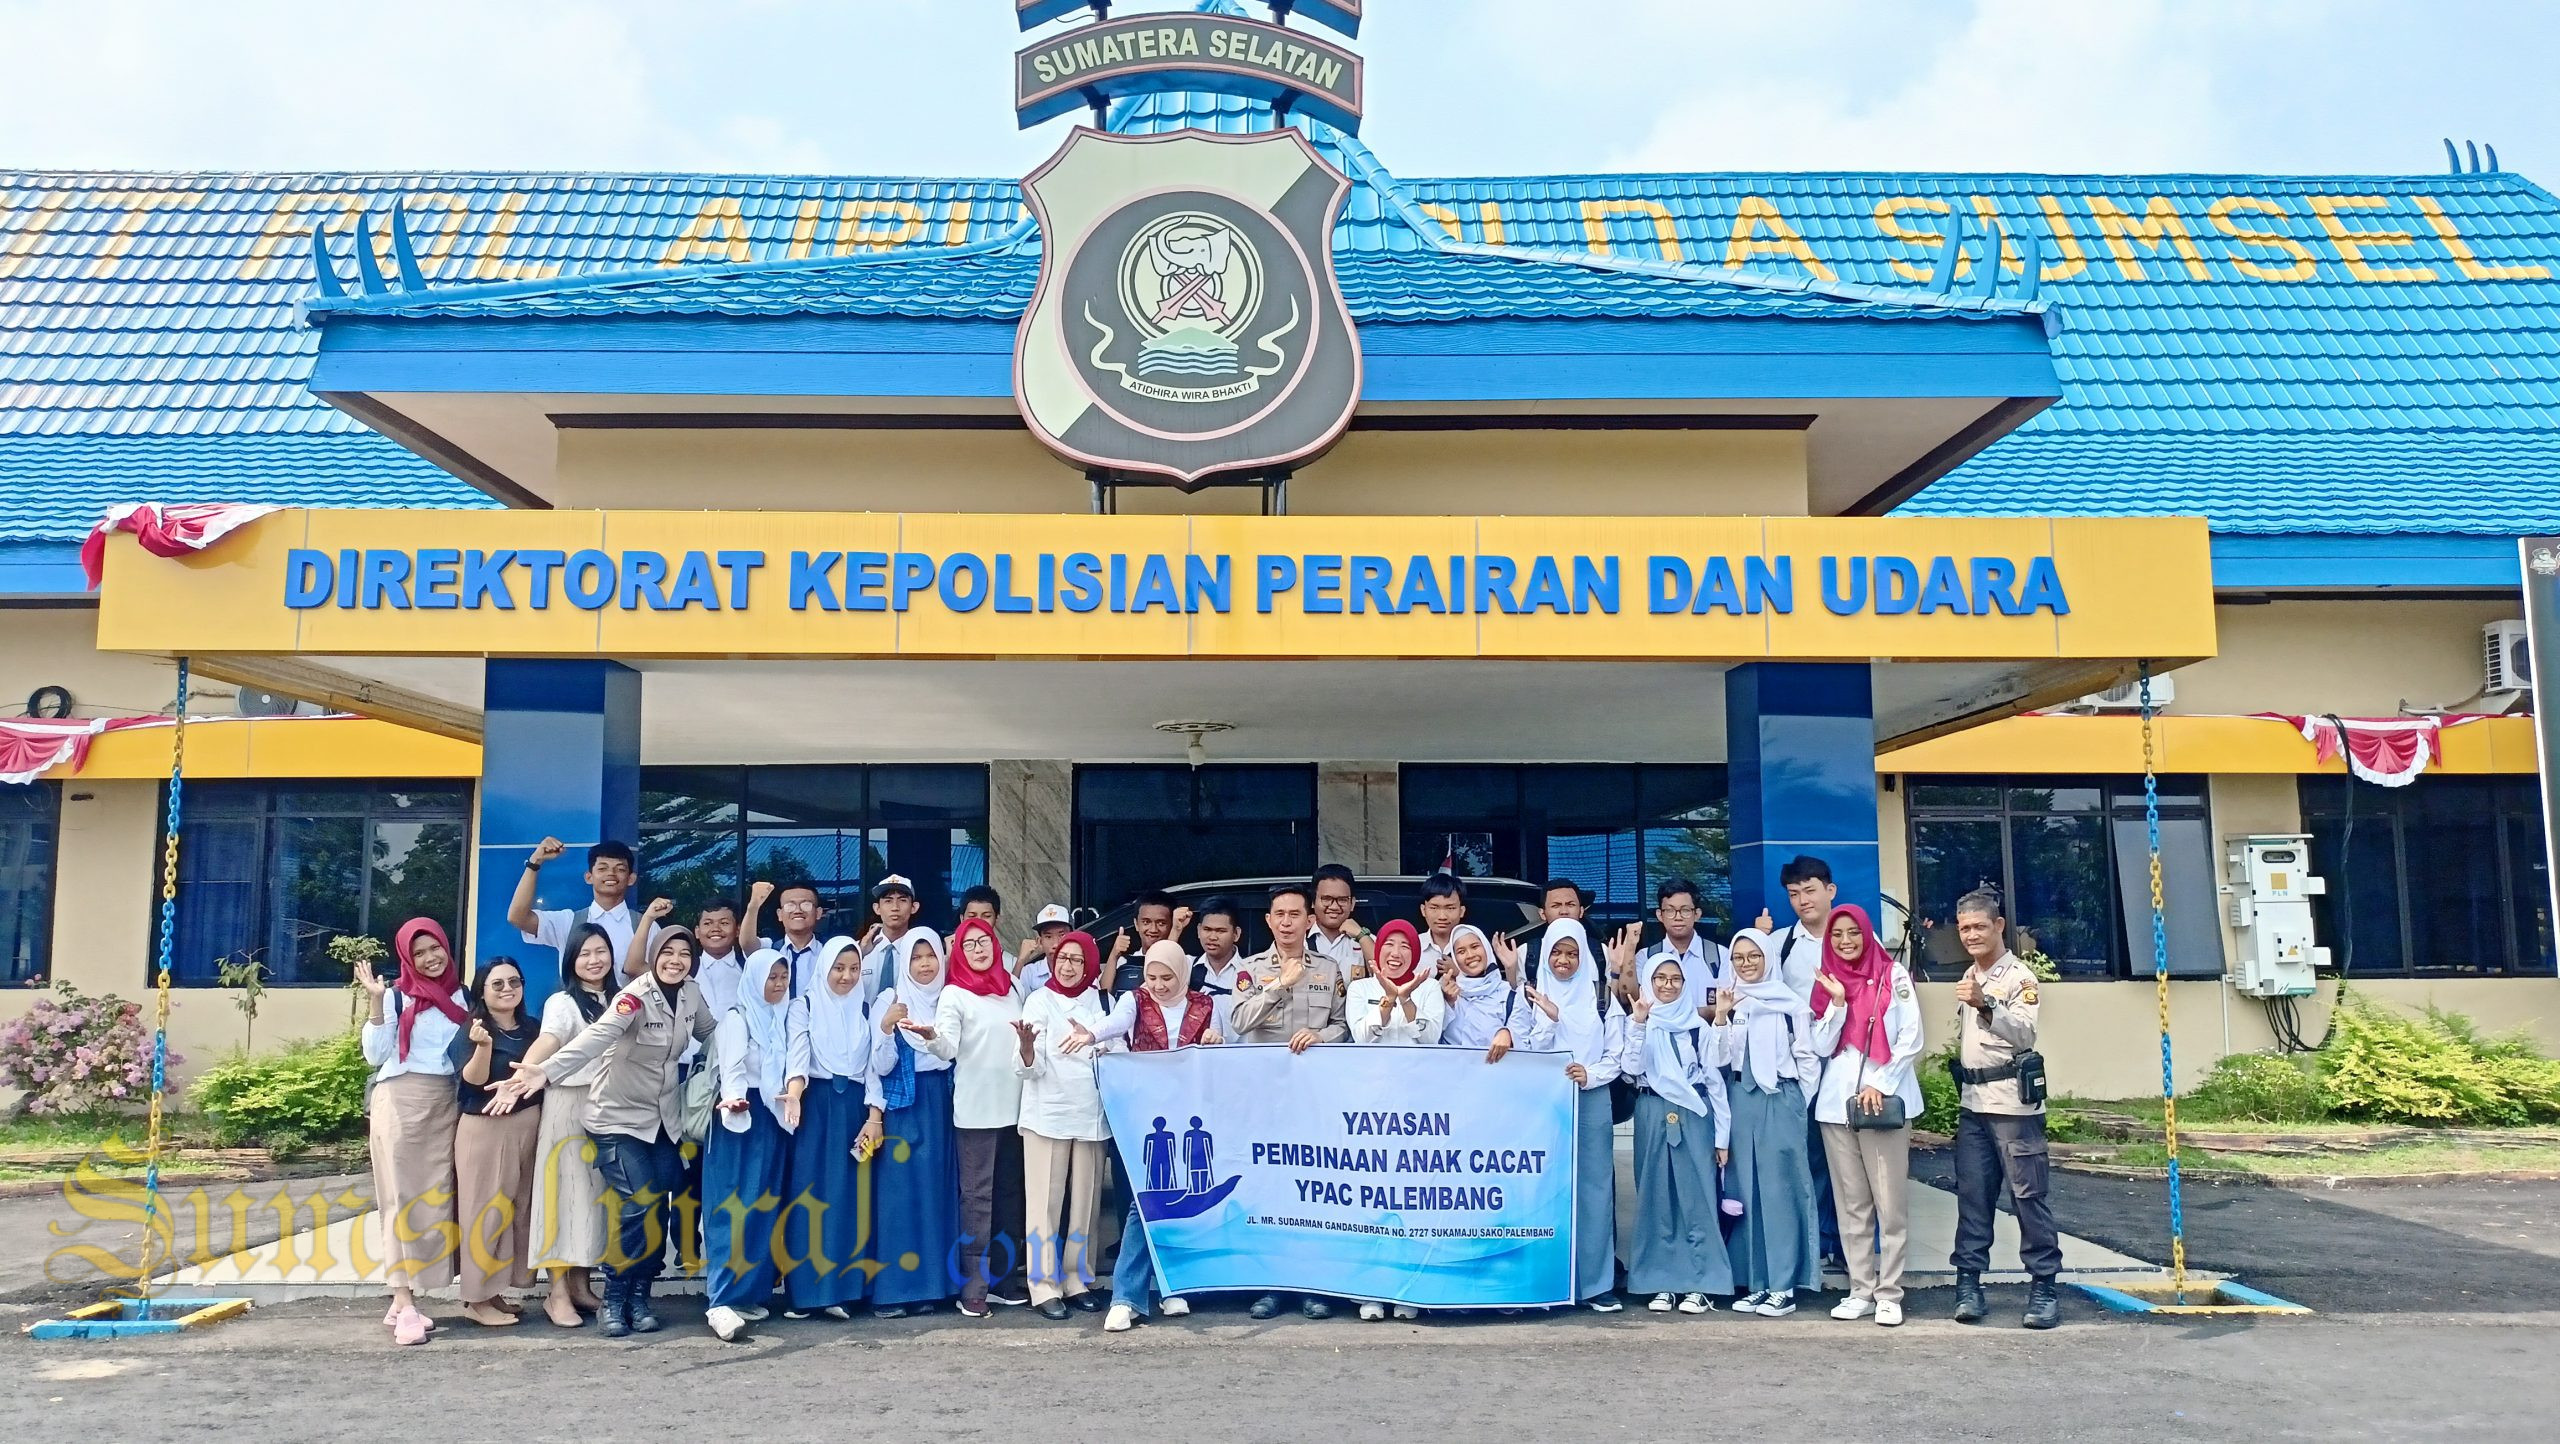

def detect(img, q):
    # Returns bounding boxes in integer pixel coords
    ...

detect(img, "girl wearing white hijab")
[1623,954,1735,1313]
[782,936,882,1321]
[1719,927,1825,1316]
[703,950,806,1341]
[1435,924,1525,1061]
[1523,917,1628,1311]
[865,927,960,1318]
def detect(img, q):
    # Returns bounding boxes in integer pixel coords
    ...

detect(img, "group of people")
[358,842,2063,1347]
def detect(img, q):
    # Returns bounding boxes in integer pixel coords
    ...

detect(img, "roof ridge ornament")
[2443,138,2502,174]
[307,205,435,301]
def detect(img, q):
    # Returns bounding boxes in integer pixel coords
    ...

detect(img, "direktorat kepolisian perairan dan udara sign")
[1013,126,1363,489]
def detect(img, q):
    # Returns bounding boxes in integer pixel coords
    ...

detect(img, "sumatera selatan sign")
[1014,12,1365,133]
[94,511,2215,664]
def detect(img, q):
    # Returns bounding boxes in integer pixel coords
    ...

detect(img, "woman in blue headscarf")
[863,926,959,1318]
[703,949,803,1342]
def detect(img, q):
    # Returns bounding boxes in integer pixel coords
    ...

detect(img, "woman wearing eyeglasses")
[454,956,543,1327]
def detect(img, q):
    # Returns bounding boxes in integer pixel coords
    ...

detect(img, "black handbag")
[1846,1006,1908,1131]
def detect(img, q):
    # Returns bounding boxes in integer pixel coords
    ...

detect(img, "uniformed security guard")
[490,924,718,1339]
[1946,887,2062,1329]
[1227,880,1349,1321]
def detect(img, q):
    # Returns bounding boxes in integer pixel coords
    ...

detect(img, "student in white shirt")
[1640,875,1729,1011]
[508,837,659,984]
[1524,918,1630,1311]
[1187,897,1253,1039]
[358,917,469,1346]
[1623,953,1734,1314]
[1013,928,1111,1320]
[859,874,924,1004]
[1309,862,1367,976]
[782,936,881,1321]
[866,928,958,1318]
[1437,923,1526,1062]
[703,952,806,1341]
[915,917,1025,1318]
[1417,872,1468,979]
[1753,853,1843,1266]
[1720,927,1825,1318]
[1012,902,1076,994]
[525,922,616,1328]
[1809,904,1925,1327]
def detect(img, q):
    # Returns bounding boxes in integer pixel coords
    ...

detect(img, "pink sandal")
[393,1305,433,1346]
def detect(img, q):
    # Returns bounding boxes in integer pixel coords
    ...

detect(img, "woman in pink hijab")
[1807,904,1925,1328]
[357,917,470,1345]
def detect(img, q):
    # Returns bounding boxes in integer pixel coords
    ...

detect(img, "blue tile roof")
[7,135,2559,543]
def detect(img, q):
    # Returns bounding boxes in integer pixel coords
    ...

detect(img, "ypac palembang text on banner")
[1097,1045,1577,1308]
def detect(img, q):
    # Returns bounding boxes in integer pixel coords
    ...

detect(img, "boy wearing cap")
[1015,903,1074,994]
[859,874,922,1004]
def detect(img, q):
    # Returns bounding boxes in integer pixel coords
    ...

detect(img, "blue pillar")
[473,660,639,1008]
[1726,662,1880,930]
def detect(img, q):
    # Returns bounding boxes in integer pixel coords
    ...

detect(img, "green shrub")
[1917,1042,1960,1133]
[2319,997,2534,1126]
[2185,1051,2328,1123]
[192,1034,371,1149]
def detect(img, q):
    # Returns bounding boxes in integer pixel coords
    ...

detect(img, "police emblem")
[1015,127,1361,488]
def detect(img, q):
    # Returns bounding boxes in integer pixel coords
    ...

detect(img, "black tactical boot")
[1953,1270,1987,1323]
[628,1278,664,1334]
[2023,1277,2062,1330]
[598,1277,631,1339]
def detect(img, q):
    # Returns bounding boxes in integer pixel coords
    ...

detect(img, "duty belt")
[1949,1059,2022,1086]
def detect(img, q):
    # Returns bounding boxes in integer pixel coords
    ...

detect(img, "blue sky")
[3,0,2554,179]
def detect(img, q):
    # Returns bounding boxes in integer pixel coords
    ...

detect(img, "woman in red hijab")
[357,917,470,1345]
[912,916,1025,1317]
[1807,903,1925,1327]
[1013,928,1111,1319]
[1348,919,1445,1047]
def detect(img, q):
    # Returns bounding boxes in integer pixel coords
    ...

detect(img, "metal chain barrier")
[136,656,191,1300]
[2140,659,2189,1297]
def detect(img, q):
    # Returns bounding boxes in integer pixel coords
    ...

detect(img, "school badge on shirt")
[1014,127,1361,489]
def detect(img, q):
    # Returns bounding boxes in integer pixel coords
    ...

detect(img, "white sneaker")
[1874,1300,1904,1327]
[1586,1297,1624,1314]
[706,1305,748,1342]
[1392,1304,1419,1321]
[1831,1295,1876,1321]
[1736,1290,1769,1313]
[1359,1301,1387,1321]
[1757,1291,1797,1317]
[1647,1292,1675,1313]
[1104,1304,1135,1333]
[1677,1294,1712,1314]
[1160,1297,1190,1317]
[738,1305,770,1322]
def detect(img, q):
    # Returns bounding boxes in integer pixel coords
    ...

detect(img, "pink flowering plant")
[0,983,176,1116]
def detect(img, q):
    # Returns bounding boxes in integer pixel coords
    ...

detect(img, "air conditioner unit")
[2076,674,2174,712]
[2484,619,2531,692]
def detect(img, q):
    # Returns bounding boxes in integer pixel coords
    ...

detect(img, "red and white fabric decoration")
[2259,713,2486,788]
[0,717,151,785]
[80,503,282,588]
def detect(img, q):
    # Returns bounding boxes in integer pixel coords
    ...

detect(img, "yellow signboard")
[94,510,2216,664]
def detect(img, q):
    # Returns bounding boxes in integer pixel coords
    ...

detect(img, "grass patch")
[2072,1138,2560,1179]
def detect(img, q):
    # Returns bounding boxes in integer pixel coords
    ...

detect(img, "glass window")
[1074,765,1315,911]
[170,782,470,987]
[639,766,990,934]
[1401,765,1731,937]
[1904,775,2210,979]
[2300,775,2555,977]
[0,783,60,985]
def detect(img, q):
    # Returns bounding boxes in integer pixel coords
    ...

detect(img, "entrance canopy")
[92,507,2214,751]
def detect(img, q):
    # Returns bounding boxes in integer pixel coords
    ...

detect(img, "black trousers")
[591,1130,686,1285]
[956,1126,1004,1306]
[1951,1109,2062,1279]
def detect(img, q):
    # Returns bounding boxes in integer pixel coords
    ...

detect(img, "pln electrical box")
[2221,834,2330,997]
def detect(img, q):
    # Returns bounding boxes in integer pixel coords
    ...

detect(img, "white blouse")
[362,990,468,1084]
[1345,975,1446,1045]
[1523,1000,1627,1089]
[1014,988,1111,1142]
[537,990,614,1088]
[921,987,1026,1130]
[1808,964,1928,1126]
[714,1008,812,1134]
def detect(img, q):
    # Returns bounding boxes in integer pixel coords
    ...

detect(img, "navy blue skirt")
[783,1074,871,1309]
[703,1091,790,1309]
[868,1065,959,1308]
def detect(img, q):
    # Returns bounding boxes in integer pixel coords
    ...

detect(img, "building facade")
[4,85,2554,1099]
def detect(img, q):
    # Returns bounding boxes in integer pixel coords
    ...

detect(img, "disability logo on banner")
[1095,1045,1578,1308]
